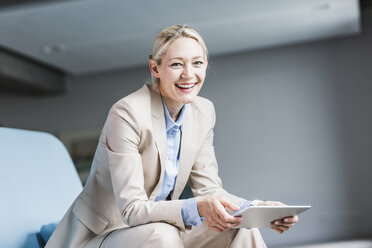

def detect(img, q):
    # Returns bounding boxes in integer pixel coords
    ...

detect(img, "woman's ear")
[149,59,160,78]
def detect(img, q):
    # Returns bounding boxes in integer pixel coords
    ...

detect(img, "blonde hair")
[150,24,208,84]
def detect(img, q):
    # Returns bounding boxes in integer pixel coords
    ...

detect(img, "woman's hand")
[256,201,299,234]
[197,195,243,232]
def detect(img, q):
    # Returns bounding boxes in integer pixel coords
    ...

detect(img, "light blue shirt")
[155,97,202,226]
[155,97,252,227]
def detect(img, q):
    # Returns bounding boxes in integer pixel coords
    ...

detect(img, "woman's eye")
[171,63,182,67]
[194,61,204,65]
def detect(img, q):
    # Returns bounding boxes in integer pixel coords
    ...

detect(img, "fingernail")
[275,221,279,225]
[284,218,289,222]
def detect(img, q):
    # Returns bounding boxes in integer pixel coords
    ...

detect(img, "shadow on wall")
[325,10,372,239]
[198,9,372,247]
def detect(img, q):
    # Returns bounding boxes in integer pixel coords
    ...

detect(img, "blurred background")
[0,0,371,246]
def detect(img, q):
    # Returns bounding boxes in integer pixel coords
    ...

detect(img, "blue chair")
[0,127,83,247]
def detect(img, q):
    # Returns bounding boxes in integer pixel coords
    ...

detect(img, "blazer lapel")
[149,84,167,200]
[172,106,197,200]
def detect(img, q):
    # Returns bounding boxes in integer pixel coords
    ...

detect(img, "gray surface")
[0,0,360,74]
[0,8,371,248]
[283,240,372,248]
[0,47,64,94]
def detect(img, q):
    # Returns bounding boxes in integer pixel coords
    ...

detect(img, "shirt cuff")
[181,197,202,226]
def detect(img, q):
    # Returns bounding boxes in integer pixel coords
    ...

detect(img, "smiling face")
[149,37,208,113]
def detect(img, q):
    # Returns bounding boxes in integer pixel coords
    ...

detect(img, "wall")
[1,12,371,247]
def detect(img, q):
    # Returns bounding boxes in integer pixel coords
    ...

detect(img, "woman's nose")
[181,64,193,79]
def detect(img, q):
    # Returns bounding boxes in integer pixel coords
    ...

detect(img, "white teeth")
[177,84,195,89]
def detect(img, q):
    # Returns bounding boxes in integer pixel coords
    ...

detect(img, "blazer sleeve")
[189,101,246,205]
[104,101,186,231]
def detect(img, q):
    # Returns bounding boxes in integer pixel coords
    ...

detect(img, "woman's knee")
[146,223,182,247]
[97,222,182,247]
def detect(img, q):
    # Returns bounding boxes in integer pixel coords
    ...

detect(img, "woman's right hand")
[197,195,243,232]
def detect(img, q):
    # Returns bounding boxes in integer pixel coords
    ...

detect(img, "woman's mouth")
[175,83,197,91]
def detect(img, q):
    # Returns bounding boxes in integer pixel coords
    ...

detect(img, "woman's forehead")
[164,37,205,59]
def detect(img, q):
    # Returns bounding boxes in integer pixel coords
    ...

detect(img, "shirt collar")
[161,96,186,132]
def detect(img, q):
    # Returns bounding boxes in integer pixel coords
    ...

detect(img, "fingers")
[216,198,243,228]
[273,220,294,229]
[286,215,299,223]
[270,223,287,234]
[215,214,242,230]
[255,201,300,234]
[206,215,240,232]
[209,220,232,232]
[276,215,299,225]
[213,215,242,231]
[271,215,298,234]
[219,198,240,211]
[215,204,242,230]
[197,195,243,232]
[216,203,240,224]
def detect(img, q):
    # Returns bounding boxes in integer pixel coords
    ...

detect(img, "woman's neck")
[162,97,183,122]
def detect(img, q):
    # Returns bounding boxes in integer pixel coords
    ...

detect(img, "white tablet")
[232,205,311,228]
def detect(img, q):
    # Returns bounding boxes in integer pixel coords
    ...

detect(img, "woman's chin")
[177,90,200,103]
[178,95,197,105]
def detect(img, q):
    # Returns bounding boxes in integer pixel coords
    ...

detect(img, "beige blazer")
[46,83,244,248]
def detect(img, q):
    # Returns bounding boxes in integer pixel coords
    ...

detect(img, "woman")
[46,24,298,248]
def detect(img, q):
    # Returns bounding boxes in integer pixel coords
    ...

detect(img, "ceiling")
[0,0,361,76]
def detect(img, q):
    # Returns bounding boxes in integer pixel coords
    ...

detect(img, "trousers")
[84,221,267,248]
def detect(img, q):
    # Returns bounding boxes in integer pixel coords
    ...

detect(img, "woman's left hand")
[256,200,299,234]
